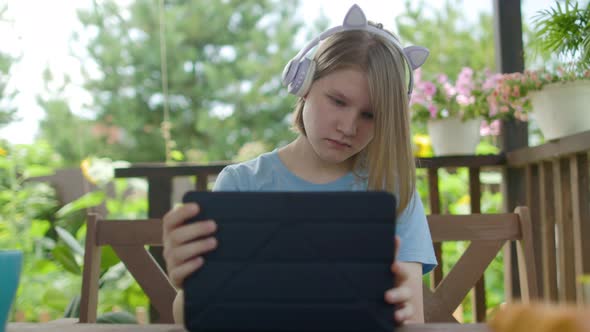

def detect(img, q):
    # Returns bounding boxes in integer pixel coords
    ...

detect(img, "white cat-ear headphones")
[281,4,430,97]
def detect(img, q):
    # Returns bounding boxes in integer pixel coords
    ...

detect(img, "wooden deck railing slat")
[554,158,577,302]
[570,153,590,304]
[539,161,558,301]
[469,167,486,323]
[427,168,443,290]
[525,164,544,297]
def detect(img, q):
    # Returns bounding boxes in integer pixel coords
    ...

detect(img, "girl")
[163,4,437,325]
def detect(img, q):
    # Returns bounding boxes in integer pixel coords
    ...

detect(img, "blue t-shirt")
[213,149,437,274]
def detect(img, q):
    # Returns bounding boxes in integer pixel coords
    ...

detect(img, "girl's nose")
[337,112,357,137]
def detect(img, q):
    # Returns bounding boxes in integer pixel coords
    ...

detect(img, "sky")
[0,0,555,144]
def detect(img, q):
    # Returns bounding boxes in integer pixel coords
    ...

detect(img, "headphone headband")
[281,4,429,97]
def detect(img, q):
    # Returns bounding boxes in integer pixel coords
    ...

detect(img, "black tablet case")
[182,191,397,332]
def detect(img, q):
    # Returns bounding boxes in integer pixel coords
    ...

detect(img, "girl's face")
[302,67,375,165]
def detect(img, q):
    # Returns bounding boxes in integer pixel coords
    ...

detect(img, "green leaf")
[52,244,81,275]
[100,246,121,271]
[56,191,105,218]
[55,226,84,256]
[29,219,51,238]
[23,165,54,178]
[170,150,184,161]
[63,295,81,318]
[96,311,138,324]
[42,288,70,311]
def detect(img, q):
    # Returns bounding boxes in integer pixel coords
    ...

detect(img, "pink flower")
[511,86,521,97]
[456,68,474,96]
[422,81,437,97]
[456,94,475,106]
[480,120,501,136]
[458,67,474,80]
[443,82,456,98]
[483,73,501,90]
[414,68,423,83]
[428,104,438,118]
[437,74,448,84]
[410,93,425,106]
[487,95,498,116]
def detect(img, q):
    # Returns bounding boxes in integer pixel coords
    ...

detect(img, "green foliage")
[0,4,18,128]
[36,74,99,166]
[531,0,590,69]
[0,140,149,321]
[37,0,309,163]
[396,0,496,79]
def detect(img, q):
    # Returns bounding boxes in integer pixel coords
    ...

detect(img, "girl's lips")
[325,138,351,148]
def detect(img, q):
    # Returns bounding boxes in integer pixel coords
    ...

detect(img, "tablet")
[181,191,397,331]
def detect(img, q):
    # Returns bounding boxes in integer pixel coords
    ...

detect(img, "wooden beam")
[494,0,527,303]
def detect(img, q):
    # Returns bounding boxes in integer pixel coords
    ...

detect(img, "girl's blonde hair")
[292,28,416,215]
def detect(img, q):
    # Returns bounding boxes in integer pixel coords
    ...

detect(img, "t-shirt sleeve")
[396,190,438,275]
[212,166,241,191]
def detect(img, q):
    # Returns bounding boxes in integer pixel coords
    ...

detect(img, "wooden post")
[428,168,443,289]
[570,153,590,304]
[469,167,486,322]
[493,0,528,302]
[147,176,172,322]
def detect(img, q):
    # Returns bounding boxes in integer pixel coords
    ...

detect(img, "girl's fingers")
[384,286,412,304]
[163,203,200,234]
[168,257,205,289]
[167,237,218,267]
[168,221,217,246]
[394,302,415,323]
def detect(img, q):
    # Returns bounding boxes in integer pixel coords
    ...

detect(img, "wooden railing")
[505,130,590,306]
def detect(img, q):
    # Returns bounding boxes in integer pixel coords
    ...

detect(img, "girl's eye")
[329,95,346,106]
[362,112,374,120]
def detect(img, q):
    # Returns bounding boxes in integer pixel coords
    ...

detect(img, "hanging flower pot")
[529,80,590,141]
[427,117,482,156]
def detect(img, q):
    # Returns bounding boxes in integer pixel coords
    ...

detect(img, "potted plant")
[495,0,590,141]
[410,67,513,156]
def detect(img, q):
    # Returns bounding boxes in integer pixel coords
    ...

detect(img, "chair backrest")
[79,213,176,324]
[423,206,539,323]
[79,207,539,324]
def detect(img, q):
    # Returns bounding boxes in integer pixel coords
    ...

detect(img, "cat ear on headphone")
[343,4,367,27]
[404,46,429,70]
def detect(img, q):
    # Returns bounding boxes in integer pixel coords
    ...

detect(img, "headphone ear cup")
[294,59,316,97]
[281,59,297,88]
[287,58,316,97]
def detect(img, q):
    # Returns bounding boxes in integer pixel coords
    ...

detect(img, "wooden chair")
[79,207,539,324]
[79,213,176,323]
[424,206,539,322]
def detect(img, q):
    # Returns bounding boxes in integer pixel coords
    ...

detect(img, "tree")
[0,3,18,128]
[36,69,97,165]
[395,0,496,78]
[67,0,306,162]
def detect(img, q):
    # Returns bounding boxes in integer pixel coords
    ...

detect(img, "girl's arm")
[173,290,184,324]
[396,262,424,323]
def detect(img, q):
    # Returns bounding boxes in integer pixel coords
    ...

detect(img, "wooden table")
[8,322,491,332]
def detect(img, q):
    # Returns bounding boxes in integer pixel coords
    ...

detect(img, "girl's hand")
[384,236,425,324]
[162,203,218,289]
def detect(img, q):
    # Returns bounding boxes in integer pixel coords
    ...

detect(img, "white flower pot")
[427,118,481,156]
[530,80,590,141]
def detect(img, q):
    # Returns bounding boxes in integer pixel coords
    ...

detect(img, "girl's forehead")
[319,68,372,108]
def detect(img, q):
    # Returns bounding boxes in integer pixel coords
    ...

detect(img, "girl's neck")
[278,136,353,184]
